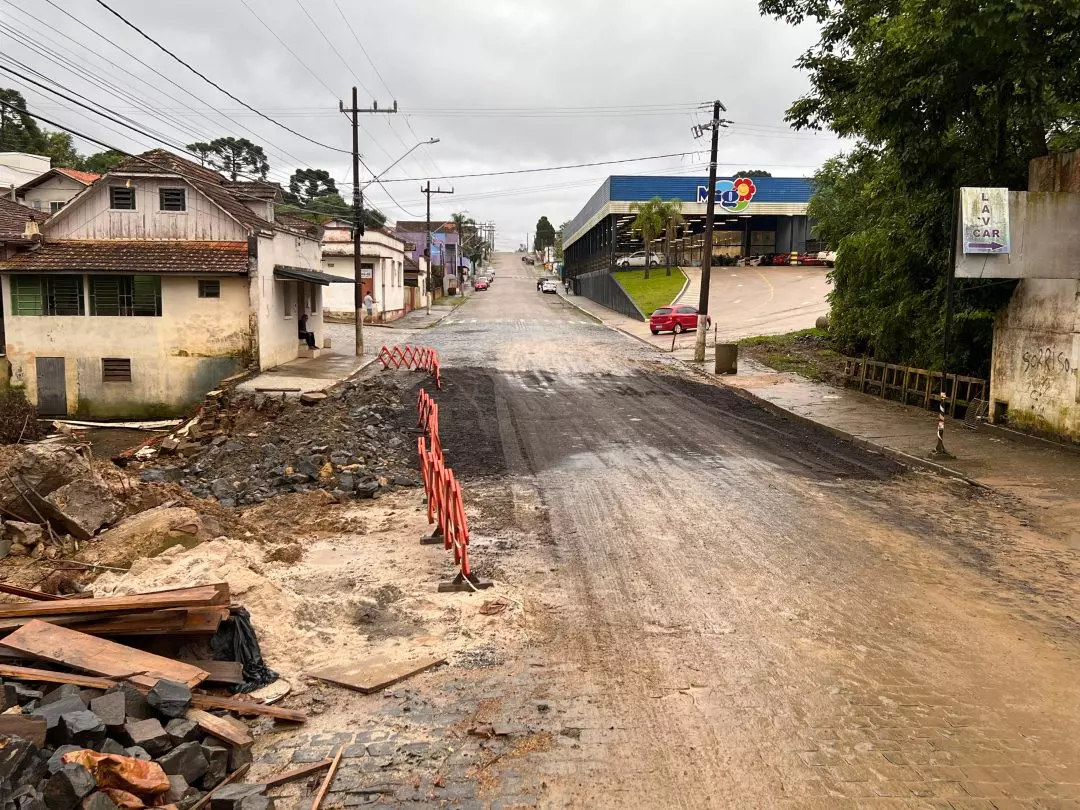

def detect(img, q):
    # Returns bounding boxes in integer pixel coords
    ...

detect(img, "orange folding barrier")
[379,345,442,390]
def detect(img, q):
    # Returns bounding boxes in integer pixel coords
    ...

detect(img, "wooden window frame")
[89,275,162,317]
[109,186,136,210]
[159,187,187,212]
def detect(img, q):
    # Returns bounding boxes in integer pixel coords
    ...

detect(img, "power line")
[373,151,707,183]
[292,0,373,98]
[92,0,351,156]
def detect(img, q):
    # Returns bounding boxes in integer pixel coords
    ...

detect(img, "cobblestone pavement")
[263,253,1080,809]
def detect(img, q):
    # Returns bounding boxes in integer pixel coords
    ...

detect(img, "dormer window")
[109,186,136,210]
[159,188,186,212]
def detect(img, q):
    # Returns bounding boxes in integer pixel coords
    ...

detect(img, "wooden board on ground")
[73,607,229,637]
[0,584,228,619]
[0,663,117,689]
[0,584,67,602]
[181,660,243,685]
[186,708,253,747]
[0,620,210,688]
[0,715,47,747]
[307,654,446,695]
[264,759,332,789]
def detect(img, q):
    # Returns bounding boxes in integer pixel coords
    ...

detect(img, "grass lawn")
[737,328,845,383]
[614,268,687,316]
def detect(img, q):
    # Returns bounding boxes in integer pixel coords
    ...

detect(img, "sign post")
[961,187,1010,255]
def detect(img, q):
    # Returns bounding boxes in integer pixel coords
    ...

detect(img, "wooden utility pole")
[340,88,396,355]
[693,100,728,363]
[421,182,454,313]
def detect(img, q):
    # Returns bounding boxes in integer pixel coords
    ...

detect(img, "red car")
[649,305,711,335]
[474,278,489,291]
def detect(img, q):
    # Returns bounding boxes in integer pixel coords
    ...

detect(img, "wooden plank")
[189,693,307,723]
[0,584,67,602]
[311,746,343,810]
[263,759,332,789]
[189,763,250,810]
[185,708,253,747]
[0,663,118,689]
[0,714,47,747]
[307,654,446,695]
[74,607,229,637]
[182,660,243,685]
[0,584,228,619]
[1,620,209,688]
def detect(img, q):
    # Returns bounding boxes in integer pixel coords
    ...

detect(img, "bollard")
[714,343,738,375]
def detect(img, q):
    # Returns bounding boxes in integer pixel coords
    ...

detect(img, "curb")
[671,268,692,306]
[564,293,987,487]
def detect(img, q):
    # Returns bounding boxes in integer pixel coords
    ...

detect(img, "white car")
[817,251,837,266]
[540,278,559,294]
[616,251,665,268]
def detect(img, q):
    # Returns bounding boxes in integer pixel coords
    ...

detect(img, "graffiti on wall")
[1021,346,1072,403]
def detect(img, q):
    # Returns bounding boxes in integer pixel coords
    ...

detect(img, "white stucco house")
[0,152,51,196]
[320,221,428,322]
[0,149,342,419]
[16,167,100,214]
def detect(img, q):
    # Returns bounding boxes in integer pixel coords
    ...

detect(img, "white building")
[321,221,427,321]
[0,152,50,197]
[16,168,100,213]
[0,149,342,419]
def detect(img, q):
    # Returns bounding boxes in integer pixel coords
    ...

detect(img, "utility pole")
[692,100,729,363]
[421,181,454,313]
[340,87,397,356]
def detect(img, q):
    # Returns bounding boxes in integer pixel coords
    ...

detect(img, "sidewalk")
[559,289,1080,538]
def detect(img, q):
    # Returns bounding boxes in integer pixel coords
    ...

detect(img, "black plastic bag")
[210,607,279,693]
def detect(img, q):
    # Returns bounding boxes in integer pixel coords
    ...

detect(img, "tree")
[555,220,571,260]
[0,89,45,153]
[628,197,666,279]
[533,216,556,252]
[758,0,1080,374]
[40,132,82,169]
[656,199,684,276]
[186,137,269,180]
[732,169,772,177]
[286,169,338,206]
[83,150,126,174]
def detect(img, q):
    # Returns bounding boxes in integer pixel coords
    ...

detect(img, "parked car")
[540,278,559,294]
[474,278,489,291]
[649,305,711,335]
[798,254,826,266]
[816,250,837,266]
[616,251,665,268]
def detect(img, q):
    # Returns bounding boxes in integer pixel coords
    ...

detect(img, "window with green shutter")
[89,275,161,316]
[10,275,84,316]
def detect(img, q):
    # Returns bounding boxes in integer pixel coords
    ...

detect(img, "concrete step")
[297,346,323,359]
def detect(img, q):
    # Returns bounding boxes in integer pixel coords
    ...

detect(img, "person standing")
[363,292,375,322]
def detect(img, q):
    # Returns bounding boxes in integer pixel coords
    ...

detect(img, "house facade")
[0,150,335,419]
[16,168,100,213]
[0,153,50,195]
[320,222,427,321]
[393,221,465,296]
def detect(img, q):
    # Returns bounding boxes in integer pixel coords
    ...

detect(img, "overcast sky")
[1,0,846,249]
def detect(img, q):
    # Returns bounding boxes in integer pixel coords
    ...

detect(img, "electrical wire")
[92,0,351,156]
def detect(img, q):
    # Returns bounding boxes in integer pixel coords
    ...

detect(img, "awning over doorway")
[273,265,351,286]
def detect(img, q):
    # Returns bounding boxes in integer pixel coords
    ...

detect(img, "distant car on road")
[474,278,489,291]
[540,278,559,294]
[616,251,665,268]
[649,305,711,335]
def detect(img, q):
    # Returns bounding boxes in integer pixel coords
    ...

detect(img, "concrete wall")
[989,150,1080,438]
[0,274,251,418]
[46,177,247,242]
[254,231,324,368]
[19,176,87,213]
[321,230,407,321]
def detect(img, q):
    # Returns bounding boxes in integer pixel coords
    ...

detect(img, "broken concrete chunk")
[12,685,44,706]
[2,522,43,549]
[165,774,192,804]
[199,740,228,789]
[39,476,124,540]
[165,718,199,746]
[98,739,126,758]
[12,784,47,810]
[42,763,95,810]
[146,680,191,720]
[91,507,205,568]
[59,712,106,750]
[46,747,82,777]
[32,696,88,732]
[299,391,327,406]
[208,783,268,810]
[0,734,47,788]
[121,719,170,757]
[0,445,85,521]
[157,742,208,784]
[40,686,84,709]
[102,684,146,722]
[227,743,252,772]
[123,746,150,762]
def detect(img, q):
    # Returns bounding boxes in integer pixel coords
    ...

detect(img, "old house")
[320,221,426,321]
[0,149,337,419]
[15,168,100,214]
[393,221,464,296]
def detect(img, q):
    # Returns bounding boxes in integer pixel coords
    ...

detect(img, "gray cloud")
[2,0,845,248]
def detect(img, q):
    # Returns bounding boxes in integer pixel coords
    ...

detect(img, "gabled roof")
[104,150,272,232]
[0,196,49,241]
[0,240,249,275]
[225,180,284,202]
[15,167,100,194]
[274,212,323,239]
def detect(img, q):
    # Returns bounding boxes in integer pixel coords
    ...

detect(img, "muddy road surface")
[419,253,1080,808]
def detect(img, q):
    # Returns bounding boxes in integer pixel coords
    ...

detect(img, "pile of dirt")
[139,376,422,507]
[738,329,848,385]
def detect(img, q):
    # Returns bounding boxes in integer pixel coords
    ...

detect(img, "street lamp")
[361,138,440,190]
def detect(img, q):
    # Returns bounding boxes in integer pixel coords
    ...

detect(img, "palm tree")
[657,199,685,276]
[629,197,666,280]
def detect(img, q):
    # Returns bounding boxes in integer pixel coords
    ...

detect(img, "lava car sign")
[961,187,1010,254]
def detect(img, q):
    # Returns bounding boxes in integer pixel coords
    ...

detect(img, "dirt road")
[421,253,1080,808]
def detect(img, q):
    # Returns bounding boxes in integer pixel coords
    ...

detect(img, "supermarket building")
[562,175,815,276]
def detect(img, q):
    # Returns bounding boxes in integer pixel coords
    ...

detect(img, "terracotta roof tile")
[0,240,249,275]
[394,221,456,234]
[54,168,100,185]
[0,197,48,241]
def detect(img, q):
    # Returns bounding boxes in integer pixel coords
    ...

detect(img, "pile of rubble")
[139,378,422,507]
[0,584,306,810]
